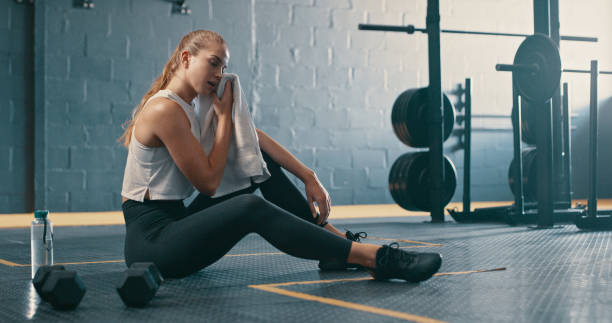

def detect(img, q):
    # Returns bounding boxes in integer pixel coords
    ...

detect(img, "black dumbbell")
[130,262,164,286]
[32,265,86,310]
[116,263,162,307]
[33,265,66,296]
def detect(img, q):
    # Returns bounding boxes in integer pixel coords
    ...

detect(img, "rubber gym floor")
[1,201,611,323]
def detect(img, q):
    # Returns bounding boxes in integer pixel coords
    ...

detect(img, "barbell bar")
[563,69,612,75]
[499,68,612,75]
[496,63,540,73]
[357,24,598,42]
[498,68,612,76]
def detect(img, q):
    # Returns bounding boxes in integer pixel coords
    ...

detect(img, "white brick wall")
[3,0,611,212]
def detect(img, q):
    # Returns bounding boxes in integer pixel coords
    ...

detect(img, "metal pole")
[588,60,598,218]
[535,99,555,228]
[533,0,551,36]
[426,0,444,223]
[534,0,554,228]
[463,78,472,216]
[511,82,525,216]
[562,83,573,204]
[549,0,567,207]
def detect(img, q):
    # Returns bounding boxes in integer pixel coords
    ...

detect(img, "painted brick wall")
[39,0,252,211]
[251,0,612,205]
[0,1,34,213]
[2,0,611,212]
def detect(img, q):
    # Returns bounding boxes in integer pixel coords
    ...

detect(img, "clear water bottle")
[31,210,54,279]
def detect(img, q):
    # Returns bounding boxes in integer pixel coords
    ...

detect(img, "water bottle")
[31,210,54,279]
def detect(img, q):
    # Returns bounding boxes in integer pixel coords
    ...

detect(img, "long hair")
[118,30,226,148]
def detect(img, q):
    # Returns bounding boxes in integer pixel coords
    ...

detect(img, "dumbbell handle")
[496,63,540,73]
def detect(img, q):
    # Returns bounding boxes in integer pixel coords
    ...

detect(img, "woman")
[118,30,442,281]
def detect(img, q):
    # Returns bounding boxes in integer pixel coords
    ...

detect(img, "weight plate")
[513,33,562,103]
[391,88,456,148]
[389,152,458,211]
[508,148,538,201]
[511,98,537,145]
[388,156,403,204]
[389,153,410,209]
[397,153,415,210]
[391,89,418,145]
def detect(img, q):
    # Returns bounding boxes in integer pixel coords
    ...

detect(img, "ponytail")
[118,30,226,148]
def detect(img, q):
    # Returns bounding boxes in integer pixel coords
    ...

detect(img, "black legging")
[121,150,352,278]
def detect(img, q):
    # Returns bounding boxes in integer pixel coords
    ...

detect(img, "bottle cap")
[34,210,49,219]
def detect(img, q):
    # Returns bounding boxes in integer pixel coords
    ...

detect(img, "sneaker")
[368,243,442,282]
[318,230,368,271]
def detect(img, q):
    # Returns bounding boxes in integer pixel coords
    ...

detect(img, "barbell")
[496,33,562,102]
[497,34,612,103]
[357,24,598,42]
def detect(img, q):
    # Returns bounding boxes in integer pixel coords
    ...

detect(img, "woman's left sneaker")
[318,230,368,271]
[368,242,442,282]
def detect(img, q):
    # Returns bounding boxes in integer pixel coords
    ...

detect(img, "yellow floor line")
[0,198,603,228]
[0,258,28,267]
[6,199,595,228]
[55,260,125,266]
[248,267,506,322]
[368,236,443,246]
[0,252,289,267]
[1,236,439,267]
[0,258,124,267]
[249,284,446,323]
[399,245,441,249]
[434,267,506,276]
[0,246,433,267]
[253,267,507,288]
[225,252,284,257]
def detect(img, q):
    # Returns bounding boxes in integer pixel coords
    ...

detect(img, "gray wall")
[1,1,34,213]
[1,0,611,212]
[36,0,252,211]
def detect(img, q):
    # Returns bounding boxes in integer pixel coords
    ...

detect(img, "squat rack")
[358,0,597,223]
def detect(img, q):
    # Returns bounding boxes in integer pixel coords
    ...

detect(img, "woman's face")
[184,42,229,96]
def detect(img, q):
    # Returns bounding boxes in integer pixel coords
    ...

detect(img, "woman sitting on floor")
[117,29,442,281]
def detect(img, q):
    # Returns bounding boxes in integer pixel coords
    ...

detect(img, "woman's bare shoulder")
[139,97,190,126]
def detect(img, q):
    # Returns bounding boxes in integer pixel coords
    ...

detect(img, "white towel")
[194,73,271,198]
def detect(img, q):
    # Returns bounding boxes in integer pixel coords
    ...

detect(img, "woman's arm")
[150,100,232,196]
[256,128,315,183]
[256,128,331,224]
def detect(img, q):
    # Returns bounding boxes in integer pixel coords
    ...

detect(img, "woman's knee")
[230,194,285,220]
[231,194,267,208]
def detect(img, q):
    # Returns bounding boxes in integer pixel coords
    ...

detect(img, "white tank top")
[121,89,201,202]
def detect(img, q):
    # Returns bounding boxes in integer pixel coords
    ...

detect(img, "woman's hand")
[212,80,233,118]
[305,174,331,225]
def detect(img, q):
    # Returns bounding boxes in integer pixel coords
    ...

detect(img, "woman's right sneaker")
[368,243,442,282]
